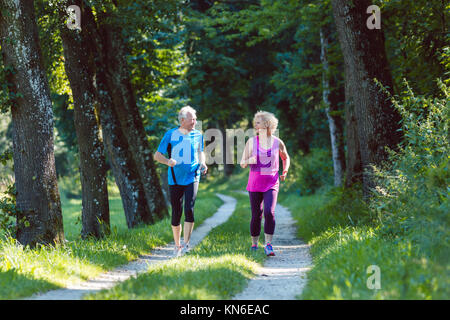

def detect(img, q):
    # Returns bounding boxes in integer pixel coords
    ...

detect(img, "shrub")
[285,148,333,195]
[371,79,449,263]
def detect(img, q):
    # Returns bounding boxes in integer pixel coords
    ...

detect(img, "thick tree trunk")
[58,1,110,238]
[331,0,403,196]
[343,77,363,188]
[320,28,346,187]
[84,9,155,228]
[0,0,64,246]
[98,16,168,222]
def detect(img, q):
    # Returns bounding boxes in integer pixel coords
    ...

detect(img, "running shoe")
[251,244,258,252]
[264,243,275,256]
[173,245,182,257]
[182,242,190,254]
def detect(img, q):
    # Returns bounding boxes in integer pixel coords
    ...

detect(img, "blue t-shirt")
[157,128,204,185]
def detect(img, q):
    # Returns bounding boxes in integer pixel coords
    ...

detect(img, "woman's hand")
[247,156,257,165]
[280,170,288,181]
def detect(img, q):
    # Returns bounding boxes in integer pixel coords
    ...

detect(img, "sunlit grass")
[0,177,222,299]
[280,188,449,300]
[86,189,267,300]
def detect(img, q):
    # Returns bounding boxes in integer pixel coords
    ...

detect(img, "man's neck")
[178,126,191,135]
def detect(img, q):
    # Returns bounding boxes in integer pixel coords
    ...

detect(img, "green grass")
[0,179,222,299]
[85,174,267,300]
[279,187,450,300]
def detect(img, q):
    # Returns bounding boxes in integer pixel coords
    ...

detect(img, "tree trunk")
[98,14,167,223]
[320,28,346,187]
[331,0,403,196]
[0,0,64,246]
[81,7,155,229]
[343,75,363,188]
[58,1,110,238]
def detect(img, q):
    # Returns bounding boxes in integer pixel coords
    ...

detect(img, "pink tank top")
[246,135,280,192]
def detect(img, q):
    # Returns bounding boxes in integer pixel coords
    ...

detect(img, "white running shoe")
[173,245,182,257]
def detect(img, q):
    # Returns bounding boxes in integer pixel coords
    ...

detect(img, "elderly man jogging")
[154,106,207,257]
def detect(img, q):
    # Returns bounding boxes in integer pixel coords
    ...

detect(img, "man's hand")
[200,162,208,175]
[167,158,177,167]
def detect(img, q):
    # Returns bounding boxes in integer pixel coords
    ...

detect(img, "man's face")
[181,112,197,131]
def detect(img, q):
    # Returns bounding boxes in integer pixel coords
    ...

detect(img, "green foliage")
[380,0,449,95]
[283,80,449,299]
[284,148,334,195]
[0,182,18,235]
[0,150,19,235]
[371,80,449,263]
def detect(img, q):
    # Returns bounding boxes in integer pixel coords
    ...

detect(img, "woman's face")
[254,117,265,133]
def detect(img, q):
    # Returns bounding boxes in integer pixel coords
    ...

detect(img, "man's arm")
[199,150,208,174]
[154,151,176,167]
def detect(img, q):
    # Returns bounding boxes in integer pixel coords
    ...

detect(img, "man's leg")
[169,184,185,248]
[183,182,199,246]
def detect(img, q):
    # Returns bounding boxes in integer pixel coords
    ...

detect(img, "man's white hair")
[178,105,197,123]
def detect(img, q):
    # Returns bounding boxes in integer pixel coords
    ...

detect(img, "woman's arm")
[240,137,255,168]
[279,139,290,181]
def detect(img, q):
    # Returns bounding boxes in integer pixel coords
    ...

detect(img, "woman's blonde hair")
[253,111,278,135]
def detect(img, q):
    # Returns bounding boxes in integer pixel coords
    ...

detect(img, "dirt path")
[25,192,312,300]
[233,193,312,300]
[26,193,237,300]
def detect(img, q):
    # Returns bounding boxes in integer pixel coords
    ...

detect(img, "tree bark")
[0,0,64,246]
[331,0,403,196]
[343,75,363,188]
[320,28,346,187]
[80,7,155,228]
[98,14,168,222]
[58,1,110,238]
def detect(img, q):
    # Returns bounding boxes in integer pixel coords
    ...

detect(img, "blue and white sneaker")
[181,242,190,254]
[264,243,275,256]
[251,244,258,252]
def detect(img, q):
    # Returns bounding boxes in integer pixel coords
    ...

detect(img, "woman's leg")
[249,191,264,244]
[263,188,278,242]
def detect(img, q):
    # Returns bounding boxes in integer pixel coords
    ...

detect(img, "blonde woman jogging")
[240,111,290,256]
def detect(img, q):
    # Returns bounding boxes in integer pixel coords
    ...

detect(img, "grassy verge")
[85,172,267,300]
[0,179,222,299]
[279,187,449,299]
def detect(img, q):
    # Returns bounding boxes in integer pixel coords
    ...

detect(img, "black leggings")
[169,182,199,226]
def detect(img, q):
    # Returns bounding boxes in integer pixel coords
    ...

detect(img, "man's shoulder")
[163,128,179,139]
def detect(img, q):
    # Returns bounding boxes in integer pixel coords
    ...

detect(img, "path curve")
[233,193,312,300]
[26,193,236,300]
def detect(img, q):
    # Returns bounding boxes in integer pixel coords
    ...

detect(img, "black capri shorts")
[169,181,199,226]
